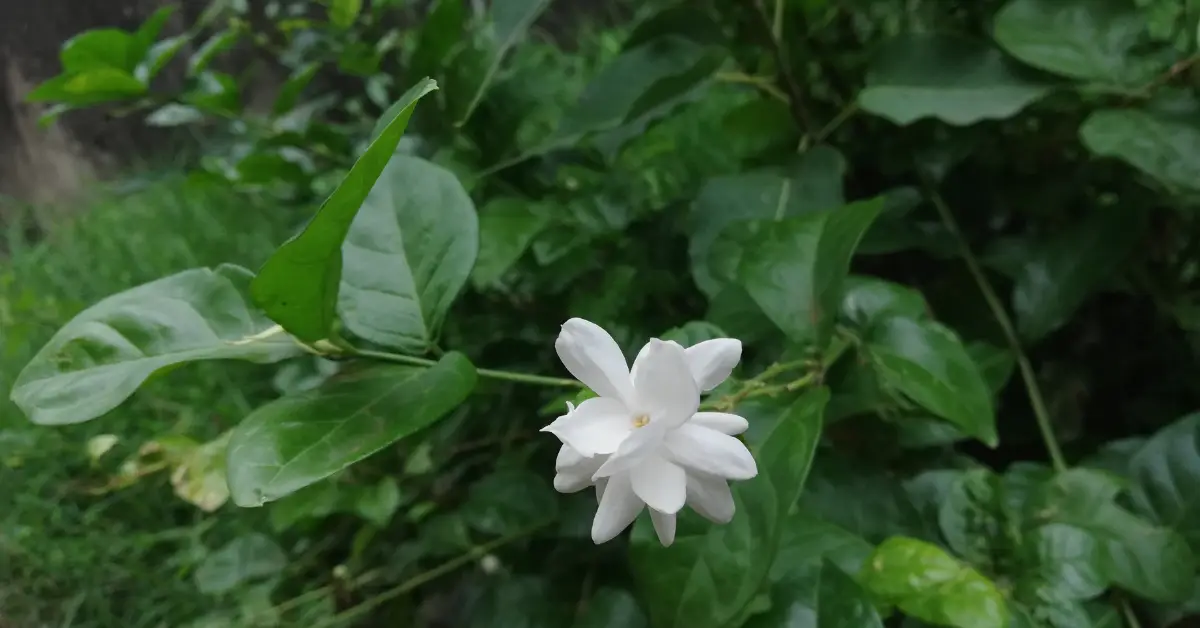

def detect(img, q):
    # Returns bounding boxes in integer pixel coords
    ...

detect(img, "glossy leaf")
[61,29,138,73]
[10,266,299,425]
[772,514,876,579]
[136,35,189,84]
[865,316,998,446]
[689,147,846,297]
[250,78,438,342]
[746,560,884,628]
[194,534,286,595]
[471,198,548,288]
[839,276,929,328]
[461,469,558,535]
[1128,414,1200,552]
[859,537,1008,628]
[632,388,829,628]
[993,0,1160,87]
[145,104,205,126]
[188,29,239,76]
[456,0,552,125]
[27,69,148,105]
[1080,108,1200,193]
[411,0,466,79]
[338,155,478,353]
[859,33,1053,126]
[660,321,728,348]
[716,198,885,348]
[226,354,476,507]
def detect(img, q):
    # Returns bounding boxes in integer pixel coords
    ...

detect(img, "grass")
[0,177,297,627]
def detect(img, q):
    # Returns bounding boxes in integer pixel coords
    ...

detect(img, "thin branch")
[747,0,814,133]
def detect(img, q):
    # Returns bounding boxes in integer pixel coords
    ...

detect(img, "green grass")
[0,178,296,627]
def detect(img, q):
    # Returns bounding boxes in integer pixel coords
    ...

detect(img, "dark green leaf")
[136,35,189,84]
[1127,413,1200,550]
[411,0,466,79]
[328,0,362,28]
[226,354,476,506]
[61,29,139,73]
[717,198,885,348]
[801,458,931,544]
[250,78,438,342]
[967,343,1015,394]
[461,469,557,535]
[469,577,568,628]
[456,0,552,125]
[859,33,1053,126]
[840,276,929,328]
[273,63,321,116]
[1080,108,1200,193]
[183,72,241,115]
[993,0,1161,87]
[188,29,239,77]
[135,6,176,52]
[577,588,648,628]
[688,147,846,296]
[268,480,342,532]
[858,536,1009,628]
[865,316,997,446]
[471,198,548,288]
[660,321,728,347]
[338,155,478,353]
[10,266,298,425]
[747,560,885,628]
[354,478,403,527]
[194,534,286,595]
[773,514,876,579]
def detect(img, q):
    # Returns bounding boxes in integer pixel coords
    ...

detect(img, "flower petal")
[630,455,687,514]
[556,318,636,406]
[541,397,631,457]
[554,446,607,493]
[684,339,742,391]
[595,478,608,504]
[665,423,758,480]
[690,412,749,435]
[632,338,699,429]
[687,473,736,523]
[555,444,585,471]
[650,509,677,547]
[591,474,642,544]
[592,419,668,479]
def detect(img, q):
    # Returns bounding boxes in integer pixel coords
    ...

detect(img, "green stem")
[349,348,583,389]
[1120,599,1143,628]
[924,180,1068,472]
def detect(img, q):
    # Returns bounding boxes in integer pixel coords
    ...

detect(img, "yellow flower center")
[632,414,650,428]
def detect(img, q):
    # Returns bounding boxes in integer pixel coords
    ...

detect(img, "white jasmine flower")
[542,318,756,546]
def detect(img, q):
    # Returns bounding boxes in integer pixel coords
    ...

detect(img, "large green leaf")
[250,78,438,342]
[747,560,884,628]
[859,33,1053,126]
[689,147,846,297]
[1080,108,1200,193]
[456,0,552,125]
[993,0,1161,87]
[858,537,1008,628]
[839,276,929,329]
[1003,205,1145,343]
[338,155,478,353]
[411,0,466,79]
[461,469,558,535]
[471,198,548,288]
[27,69,148,106]
[60,29,139,73]
[714,198,885,349]
[631,389,829,628]
[1127,414,1200,550]
[865,316,997,447]
[226,354,476,506]
[772,514,876,580]
[10,266,299,426]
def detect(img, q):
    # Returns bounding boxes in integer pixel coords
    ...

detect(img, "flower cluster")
[541,318,757,546]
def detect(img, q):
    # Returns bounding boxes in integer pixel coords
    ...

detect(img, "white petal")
[591,474,642,544]
[553,446,607,494]
[629,339,683,383]
[555,472,592,493]
[541,397,631,457]
[630,455,687,514]
[632,338,699,429]
[665,423,758,480]
[595,478,608,504]
[687,473,736,523]
[690,412,749,435]
[592,419,668,479]
[650,509,677,547]
[555,319,636,406]
[684,339,742,391]
[555,444,585,471]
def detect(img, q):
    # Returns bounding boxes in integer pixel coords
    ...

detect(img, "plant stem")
[313,522,550,627]
[748,0,813,133]
[1120,599,1143,628]
[349,348,583,389]
[924,180,1068,472]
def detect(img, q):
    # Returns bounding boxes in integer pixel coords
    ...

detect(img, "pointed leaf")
[456,0,552,125]
[61,29,139,73]
[1128,413,1200,550]
[226,354,476,506]
[746,560,884,628]
[250,78,438,342]
[471,198,548,288]
[11,266,299,425]
[839,276,929,328]
[1080,108,1200,193]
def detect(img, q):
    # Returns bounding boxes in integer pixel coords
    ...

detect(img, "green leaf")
[1127,413,1200,550]
[471,198,548,288]
[461,469,558,535]
[273,62,321,116]
[136,35,189,84]
[269,480,341,531]
[859,33,1053,126]
[456,0,552,125]
[194,534,286,595]
[27,69,148,105]
[328,0,362,28]
[168,431,233,512]
[632,389,829,628]
[660,321,728,347]
[1080,108,1200,193]
[1037,468,1195,603]
[145,103,205,126]
[746,560,885,628]
[226,354,476,506]
[577,588,648,628]
[183,71,241,115]
[353,478,403,527]
[188,29,239,77]
[865,316,998,446]
[993,0,1161,87]
[1005,205,1145,343]
[411,0,467,79]
[61,29,139,73]
[338,155,478,353]
[773,514,876,580]
[135,6,177,52]
[250,78,438,342]
[859,537,1009,628]
[967,343,1015,394]
[715,198,885,348]
[10,266,299,426]
[839,276,929,328]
